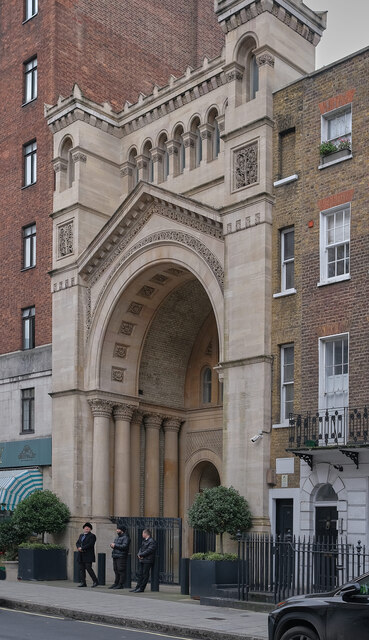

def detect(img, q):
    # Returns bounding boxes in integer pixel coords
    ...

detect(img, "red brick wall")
[0,0,223,355]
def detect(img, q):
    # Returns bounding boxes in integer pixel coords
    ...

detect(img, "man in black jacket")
[76,522,98,587]
[130,528,157,593]
[109,524,131,589]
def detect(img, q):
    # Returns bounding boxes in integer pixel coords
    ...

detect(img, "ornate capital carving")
[131,410,144,426]
[72,151,87,163]
[233,142,258,190]
[113,404,135,421]
[136,154,149,170]
[151,147,165,164]
[166,140,180,155]
[53,158,68,173]
[144,414,163,430]
[224,62,244,83]
[120,161,135,177]
[256,53,275,67]
[182,132,197,149]
[163,417,182,433]
[88,398,114,418]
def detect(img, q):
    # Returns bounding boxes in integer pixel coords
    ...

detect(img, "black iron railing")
[288,406,368,449]
[237,534,369,603]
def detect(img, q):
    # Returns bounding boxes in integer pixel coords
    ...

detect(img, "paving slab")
[0,580,269,640]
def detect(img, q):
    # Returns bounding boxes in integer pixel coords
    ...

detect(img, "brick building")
[0,0,223,505]
[270,47,369,544]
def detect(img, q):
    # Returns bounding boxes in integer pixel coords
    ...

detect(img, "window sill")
[318,154,352,170]
[21,183,37,190]
[22,14,38,24]
[317,275,351,287]
[273,423,289,429]
[22,98,37,107]
[20,430,35,435]
[273,174,298,187]
[273,288,296,299]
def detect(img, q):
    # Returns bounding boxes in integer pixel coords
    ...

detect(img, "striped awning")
[0,468,43,511]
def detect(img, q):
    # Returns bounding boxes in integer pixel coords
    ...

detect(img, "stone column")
[182,132,197,170]
[151,147,165,184]
[113,404,135,516]
[144,413,162,516]
[163,418,182,517]
[89,398,113,518]
[52,158,68,192]
[136,154,150,182]
[199,124,215,163]
[166,139,181,178]
[120,161,135,195]
[130,410,143,516]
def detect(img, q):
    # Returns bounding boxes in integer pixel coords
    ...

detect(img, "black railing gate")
[111,516,182,584]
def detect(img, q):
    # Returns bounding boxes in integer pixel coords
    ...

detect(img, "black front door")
[276,499,293,538]
[314,506,338,590]
[315,506,338,541]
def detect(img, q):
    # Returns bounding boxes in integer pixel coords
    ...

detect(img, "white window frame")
[24,56,37,103]
[25,0,38,21]
[23,140,37,186]
[319,333,349,412]
[281,227,295,293]
[280,344,294,424]
[319,204,350,286]
[22,306,35,350]
[321,105,352,147]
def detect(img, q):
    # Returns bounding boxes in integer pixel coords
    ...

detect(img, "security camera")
[250,432,263,443]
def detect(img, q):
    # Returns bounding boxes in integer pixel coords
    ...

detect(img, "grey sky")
[306,0,369,68]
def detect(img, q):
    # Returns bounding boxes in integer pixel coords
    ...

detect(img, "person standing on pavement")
[130,528,157,593]
[76,522,99,587]
[109,524,131,589]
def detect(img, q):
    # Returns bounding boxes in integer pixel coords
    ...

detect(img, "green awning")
[0,468,43,511]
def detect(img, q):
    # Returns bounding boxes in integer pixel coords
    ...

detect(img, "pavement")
[0,580,269,640]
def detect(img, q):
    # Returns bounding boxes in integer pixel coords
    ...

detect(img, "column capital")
[199,123,214,140]
[163,417,182,432]
[136,153,149,171]
[131,409,144,425]
[88,398,114,418]
[120,160,135,177]
[144,413,163,430]
[223,61,244,83]
[182,131,197,149]
[166,139,180,155]
[113,403,135,421]
[151,147,165,163]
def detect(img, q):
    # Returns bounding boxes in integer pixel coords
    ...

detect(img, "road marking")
[78,619,193,639]
[0,607,64,620]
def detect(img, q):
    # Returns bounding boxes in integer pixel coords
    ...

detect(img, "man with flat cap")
[76,522,98,587]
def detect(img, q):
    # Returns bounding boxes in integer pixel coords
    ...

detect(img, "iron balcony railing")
[288,406,368,449]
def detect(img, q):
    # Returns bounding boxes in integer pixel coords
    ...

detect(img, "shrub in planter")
[189,553,239,598]
[18,543,67,581]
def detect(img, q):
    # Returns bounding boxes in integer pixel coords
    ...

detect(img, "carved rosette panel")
[138,285,155,298]
[111,366,125,382]
[128,301,143,315]
[186,429,223,461]
[233,142,258,190]
[114,343,128,358]
[119,321,135,335]
[58,221,74,258]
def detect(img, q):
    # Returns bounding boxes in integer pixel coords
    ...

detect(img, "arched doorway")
[189,460,221,554]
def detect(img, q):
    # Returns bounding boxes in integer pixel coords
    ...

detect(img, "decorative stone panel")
[233,142,258,191]
[127,302,143,315]
[137,285,155,299]
[111,366,125,382]
[58,221,74,258]
[119,321,135,335]
[113,343,128,358]
[186,429,223,461]
[150,274,169,286]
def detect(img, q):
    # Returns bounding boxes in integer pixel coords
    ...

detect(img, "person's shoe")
[129,587,140,592]
[77,583,87,587]
[136,589,145,592]
[116,585,124,589]
[108,584,119,589]
[91,581,99,588]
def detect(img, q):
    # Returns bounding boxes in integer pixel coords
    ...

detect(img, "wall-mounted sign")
[0,438,51,468]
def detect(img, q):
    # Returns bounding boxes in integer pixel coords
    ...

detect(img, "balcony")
[287,406,368,469]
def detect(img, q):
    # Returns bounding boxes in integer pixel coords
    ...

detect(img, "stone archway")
[188,460,221,554]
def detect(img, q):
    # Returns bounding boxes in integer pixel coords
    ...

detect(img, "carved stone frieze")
[186,429,223,461]
[111,366,125,382]
[119,321,135,335]
[113,343,128,358]
[58,221,74,258]
[233,142,258,190]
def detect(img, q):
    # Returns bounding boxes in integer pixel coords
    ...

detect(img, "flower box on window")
[319,138,351,164]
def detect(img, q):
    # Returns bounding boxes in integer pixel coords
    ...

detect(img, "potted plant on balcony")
[13,490,70,580]
[320,138,351,164]
[188,485,252,598]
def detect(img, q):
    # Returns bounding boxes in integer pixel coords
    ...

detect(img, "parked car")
[268,571,369,640]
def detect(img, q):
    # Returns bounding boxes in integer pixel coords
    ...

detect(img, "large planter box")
[18,548,67,581]
[190,559,238,598]
[321,148,351,164]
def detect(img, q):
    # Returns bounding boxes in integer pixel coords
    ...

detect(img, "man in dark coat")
[109,524,131,589]
[76,522,98,587]
[130,528,157,593]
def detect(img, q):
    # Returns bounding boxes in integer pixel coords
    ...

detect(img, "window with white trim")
[23,223,36,269]
[281,228,294,292]
[22,306,35,350]
[25,0,38,21]
[319,334,348,411]
[23,140,37,186]
[281,344,294,423]
[24,56,37,103]
[321,106,352,148]
[320,205,350,284]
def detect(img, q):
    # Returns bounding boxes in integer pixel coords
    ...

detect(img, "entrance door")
[315,506,338,541]
[314,506,338,591]
[276,499,293,539]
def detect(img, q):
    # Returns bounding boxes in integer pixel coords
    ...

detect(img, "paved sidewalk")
[0,580,269,640]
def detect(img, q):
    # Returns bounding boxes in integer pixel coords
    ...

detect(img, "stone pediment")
[78,181,223,286]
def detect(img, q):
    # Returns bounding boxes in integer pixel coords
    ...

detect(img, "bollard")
[180,558,190,595]
[73,551,80,583]
[150,555,159,591]
[97,552,106,586]
[124,554,132,588]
